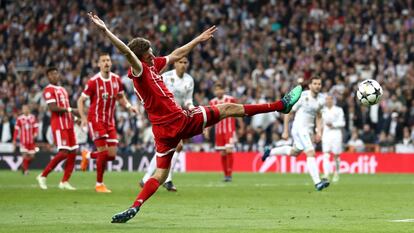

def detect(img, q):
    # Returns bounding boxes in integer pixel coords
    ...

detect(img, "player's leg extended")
[111,152,173,223]
[216,85,302,119]
[262,145,294,161]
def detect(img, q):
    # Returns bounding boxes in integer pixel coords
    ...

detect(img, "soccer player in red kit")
[77,53,138,193]
[209,83,243,182]
[88,12,302,223]
[13,105,38,175]
[36,67,80,190]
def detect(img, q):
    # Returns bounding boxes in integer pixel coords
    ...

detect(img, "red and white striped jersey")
[13,114,38,145]
[82,72,124,126]
[209,95,236,135]
[128,57,183,125]
[43,84,74,130]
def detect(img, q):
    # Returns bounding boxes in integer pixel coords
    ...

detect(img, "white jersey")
[292,90,325,133]
[321,105,345,137]
[162,69,194,108]
[321,105,345,154]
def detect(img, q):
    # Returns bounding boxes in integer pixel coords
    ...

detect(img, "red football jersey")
[209,95,236,135]
[128,57,183,125]
[82,72,124,126]
[13,114,38,145]
[43,84,74,130]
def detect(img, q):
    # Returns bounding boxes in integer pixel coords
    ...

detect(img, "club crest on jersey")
[62,140,67,145]
[100,86,104,90]
[102,93,109,99]
[45,92,51,98]
[171,78,174,83]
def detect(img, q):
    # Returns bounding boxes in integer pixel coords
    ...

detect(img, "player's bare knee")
[153,169,169,183]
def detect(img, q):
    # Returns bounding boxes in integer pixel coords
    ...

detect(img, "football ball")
[356,79,383,106]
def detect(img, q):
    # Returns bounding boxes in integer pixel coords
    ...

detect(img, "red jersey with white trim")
[13,114,38,145]
[82,72,124,126]
[209,95,236,135]
[43,84,74,130]
[128,57,183,125]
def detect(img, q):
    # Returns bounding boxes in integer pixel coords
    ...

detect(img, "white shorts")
[322,135,343,154]
[291,128,314,152]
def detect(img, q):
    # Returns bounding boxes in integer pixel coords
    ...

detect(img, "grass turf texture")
[0,171,413,233]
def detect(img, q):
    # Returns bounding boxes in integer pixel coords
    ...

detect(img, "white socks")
[143,155,157,183]
[334,155,341,174]
[270,146,292,156]
[322,153,331,177]
[165,151,180,183]
[307,157,321,184]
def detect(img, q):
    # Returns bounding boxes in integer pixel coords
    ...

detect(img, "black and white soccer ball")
[356,79,383,106]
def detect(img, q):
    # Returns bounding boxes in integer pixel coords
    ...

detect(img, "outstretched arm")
[167,26,217,64]
[88,12,143,75]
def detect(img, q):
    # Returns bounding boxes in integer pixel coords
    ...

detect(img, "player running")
[36,67,79,190]
[208,83,244,182]
[88,12,302,223]
[262,76,330,191]
[13,105,38,175]
[321,94,345,182]
[140,56,194,192]
[77,53,138,193]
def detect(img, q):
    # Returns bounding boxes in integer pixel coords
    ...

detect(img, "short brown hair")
[99,52,110,58]
[127,37,151,59]
[46,67,58,75]
[309,75,322,83]
[214,82,223,89]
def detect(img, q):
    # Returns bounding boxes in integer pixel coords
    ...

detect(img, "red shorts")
[20,143,37,154]
[52,128,78,150]
[153,106,220,156]
[215,132,236,150]
[88,121,118,146]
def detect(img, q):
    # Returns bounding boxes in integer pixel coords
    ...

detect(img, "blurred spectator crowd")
[0,0,413,153]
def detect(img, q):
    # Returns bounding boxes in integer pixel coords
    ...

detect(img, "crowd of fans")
[1,0,413,153]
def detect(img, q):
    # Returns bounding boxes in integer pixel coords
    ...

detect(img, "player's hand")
[88,12,107,31]
[282,131,289,140]
[129,106,139,115]
[80,118,88,129]
[196,26,217,42]
[315,133,322,143]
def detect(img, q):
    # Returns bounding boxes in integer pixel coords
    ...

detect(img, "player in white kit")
[262,76,330,191]
[321,94,345,183]
[140,57,194,191]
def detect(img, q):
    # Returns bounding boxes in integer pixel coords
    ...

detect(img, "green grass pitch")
[0,171,413,233]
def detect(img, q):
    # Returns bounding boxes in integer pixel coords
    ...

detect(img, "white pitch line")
[389,219,414,222]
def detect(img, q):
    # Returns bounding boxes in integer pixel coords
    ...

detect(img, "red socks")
[22,157,32,172]
[62,153,76,182]
[133,178,160,208]
[221,153,234,177]
[227,153,233,177]
[41,152,67,177]
[95,150,109,183]
[243,101,285,116]
[221,155,228,176]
